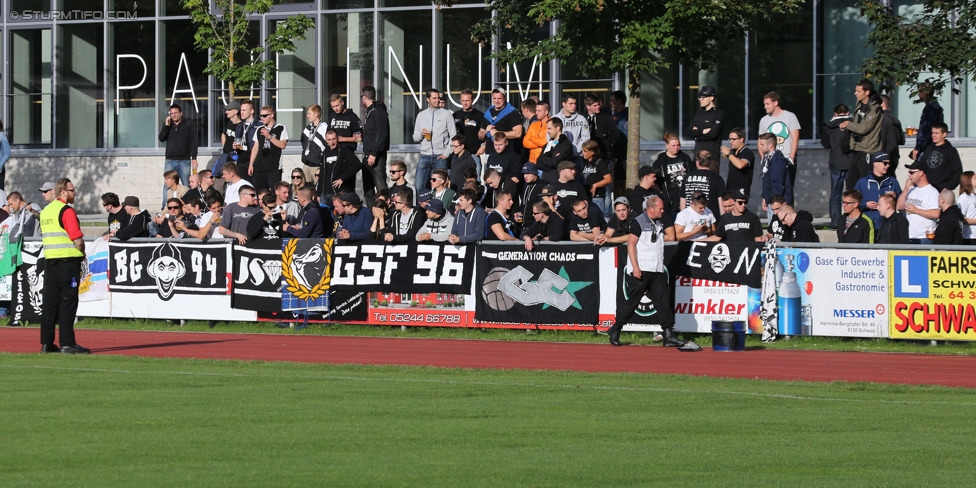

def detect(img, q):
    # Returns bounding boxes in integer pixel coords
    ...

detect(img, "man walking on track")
[39,178,90,354]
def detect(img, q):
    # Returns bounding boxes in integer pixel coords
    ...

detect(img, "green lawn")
[2,353,974,487]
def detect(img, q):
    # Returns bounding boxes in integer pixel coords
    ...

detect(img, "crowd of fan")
[86,78,972,248]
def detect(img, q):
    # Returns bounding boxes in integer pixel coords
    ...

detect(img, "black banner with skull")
[10,241,45,325]
[108,241,228,299]
[234,239,367,320]
[474,244,600,325]
[667,241,763,288]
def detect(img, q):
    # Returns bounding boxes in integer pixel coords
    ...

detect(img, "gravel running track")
[2,327,975,388]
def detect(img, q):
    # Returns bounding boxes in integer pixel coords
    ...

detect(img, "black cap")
[906,160,926,172]
[870,151,891,164]
[699,85,717,97]
[731,188,749,200]
[638,165,657,178]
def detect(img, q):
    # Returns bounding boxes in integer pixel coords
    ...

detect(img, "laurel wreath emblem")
[281,238,333,300]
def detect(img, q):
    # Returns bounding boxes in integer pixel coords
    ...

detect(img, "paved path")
[3,327,974,388]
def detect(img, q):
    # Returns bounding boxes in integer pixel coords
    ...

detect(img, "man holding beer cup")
[897,160,941,244]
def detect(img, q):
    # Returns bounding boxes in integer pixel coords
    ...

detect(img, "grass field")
[2,353,975,487]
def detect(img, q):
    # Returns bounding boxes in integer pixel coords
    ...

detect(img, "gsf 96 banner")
[475,244,600,325]
[890,251,976,340]
[330,243,474,293]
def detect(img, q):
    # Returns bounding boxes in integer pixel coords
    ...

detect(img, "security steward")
[39,178,90,354]
[608,195,686,347]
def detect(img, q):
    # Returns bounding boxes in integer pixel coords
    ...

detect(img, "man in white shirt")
[896,160,941,243]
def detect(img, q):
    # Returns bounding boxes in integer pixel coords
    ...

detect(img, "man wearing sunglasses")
[709,189,763,242]
[248,105,289,193]
[853,151,901,232]
[219,185,260,245]
[608,195,685,348]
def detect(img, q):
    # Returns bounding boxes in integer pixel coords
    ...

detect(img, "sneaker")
[60,344,91,354]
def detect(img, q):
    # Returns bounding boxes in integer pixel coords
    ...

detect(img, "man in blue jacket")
[448,188,486,244]
[759,132,793,222]
[853,151,901,231]
[334,192,372,242]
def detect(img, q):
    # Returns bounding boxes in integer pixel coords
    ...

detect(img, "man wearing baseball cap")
[853,151,901,231]
[897,160,940,243]
[688,85,724,173]
[39,182,56,204]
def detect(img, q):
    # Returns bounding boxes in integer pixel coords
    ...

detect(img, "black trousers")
[362,153,388,200]
[252,170,282,194]
[40,257,82,347]
[610,270,674,333]
[846,151,870,190]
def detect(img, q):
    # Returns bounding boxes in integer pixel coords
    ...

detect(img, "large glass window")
[56,23,104,148]
[8,29,52,146]
[749,0,814,140]
[162,20,208,149]
[108,0,155,18]
[817,0,872,130]
[379,9,432,145]
[322,12,375,108]
[110,21,155,148]
[273,18,317,139]
[438,7,493,113]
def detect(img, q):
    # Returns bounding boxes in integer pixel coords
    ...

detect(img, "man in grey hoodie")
[413,88,457,191]
[552,93,590,155]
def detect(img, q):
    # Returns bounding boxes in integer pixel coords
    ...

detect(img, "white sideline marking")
[3,364,974,407]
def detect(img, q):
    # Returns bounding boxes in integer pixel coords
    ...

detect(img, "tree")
[859,0,976,99]
[445,0,803,187]
[183,0,315,100]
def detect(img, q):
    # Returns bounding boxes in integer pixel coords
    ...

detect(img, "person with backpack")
[821,103,853,229]
[300,104,329,184]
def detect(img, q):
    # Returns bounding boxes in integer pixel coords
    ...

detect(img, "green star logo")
[540,266,593,310]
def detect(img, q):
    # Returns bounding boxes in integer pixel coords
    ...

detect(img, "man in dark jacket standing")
[914,122,962,191]
[821,104,853,229]
[759,133,793,221]
[158,104,198,207]
[687,85,724,173]
[360,86,390,200]
[880,95,905,175]
[841,79,884,191]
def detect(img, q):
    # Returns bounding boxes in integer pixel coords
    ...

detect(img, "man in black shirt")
[319,129,361,201]
[216,101,242,176]
[568,199,606,242]
[517,163,545,230]
[681,150,725,217]
[914,122,962,191]
[486,134,522,184]
[551,161,588,222]
[248,105,289,193]
[627,165,665,211]
[536,118,575,183]
[484,88,524,157]
[876,193,909,244]
[102,192,129,238]
[710,189,763,242]
[774,204,820,243]
[158,103,198,206]
[687,85,724,172]
[328,94,362,153]
[521,201,565,250]
[721,127,756,199]
[454,89,486,175]
[447,134,477,191]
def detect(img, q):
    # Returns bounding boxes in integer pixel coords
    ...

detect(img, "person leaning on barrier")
[838,190,874,244]
[484,190,518,241]
[608,195,686,348]
[179,196,218,240]
[568,199,605,243]
[600,197,637,245]
[709,188,763,242]
[933,189,964,245]
[247,192,287,240]
[383,190,427,243]
[219,185,260,245]
[281,186,325,239]
[39,178,89,354]
[521,201,565,251]
[773,204,820,243]
[448,188,486,245]
[853,151,901,232]
[416,199,454,243]
[116,195,151,241]
[876,193,909,244]
[334,192,371,242]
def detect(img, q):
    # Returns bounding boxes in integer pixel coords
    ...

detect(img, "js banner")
[330,242,474,294]
[475,244,599,325]
[232,240,284,312]
[109,241,228,300]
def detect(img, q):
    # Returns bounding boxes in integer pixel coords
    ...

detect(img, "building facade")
[1,0,973,212]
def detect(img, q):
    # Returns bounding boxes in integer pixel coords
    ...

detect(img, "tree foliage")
[859,0,976,98]
[439,0,802,185]
[463,0,803,93]
[183,0,315,99]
